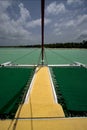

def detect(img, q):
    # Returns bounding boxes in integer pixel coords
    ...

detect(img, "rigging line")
[12,72,34,130]
[45,48,62,62]
[29,95,33,130]
[37,50,42,65]
[47,48,73,63]
[37,48,48,65]
[44,48,48,65]
[11,48,39,64]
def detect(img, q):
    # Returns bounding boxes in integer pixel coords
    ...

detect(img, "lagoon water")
[0,48,87,65]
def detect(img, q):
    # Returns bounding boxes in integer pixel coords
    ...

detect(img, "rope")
[44,48,48,65]
[11,48,39,64]
[47,48,73,63]
[12,69,34,130]
[45,48,59,62]
[37,48,48,65]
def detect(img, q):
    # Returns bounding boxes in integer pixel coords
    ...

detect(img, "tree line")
[0,40,87,48]
[44,40,87,48]
[17,40,87,48]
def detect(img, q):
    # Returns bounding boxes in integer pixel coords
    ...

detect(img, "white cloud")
[0,0,87,45]
[67,0,83,5]
[0,1,33,45]
[0,0,52,45]
[76,14,87,25]
[65,14,87,27]
[0,1,11,22]
[45,18,51,25]
[82,30,87,34]
[54,28,62,36]
[18,3,31,22]
[26,18,51,28]
[26,19,41,28]
[65,20,75,27]
[0,0,11,12]
[76,30,87,41]
[55,20,75,28]
[16,3,31,26]
[46,2,66,15]
[0,19,31,40]
[54,14,87,30]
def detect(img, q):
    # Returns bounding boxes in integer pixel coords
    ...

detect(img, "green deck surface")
[52,67,87,111]
[0,67,33,118]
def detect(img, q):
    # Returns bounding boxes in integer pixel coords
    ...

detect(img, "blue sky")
[0,0,87,46]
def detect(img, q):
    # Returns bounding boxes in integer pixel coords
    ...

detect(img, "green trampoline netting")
[0,67,34,119]
[52,67,87,113]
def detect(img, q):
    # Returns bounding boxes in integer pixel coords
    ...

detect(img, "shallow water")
[0,48,87,65]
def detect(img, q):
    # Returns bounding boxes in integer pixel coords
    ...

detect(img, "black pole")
[41,0,45,65]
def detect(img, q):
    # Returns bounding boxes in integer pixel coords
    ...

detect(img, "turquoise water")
[46,48,87,65]
[0,48,87,65]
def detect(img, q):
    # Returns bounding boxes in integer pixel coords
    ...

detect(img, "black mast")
[41,0,45,65]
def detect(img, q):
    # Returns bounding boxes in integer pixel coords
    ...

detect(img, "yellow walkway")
[16,66,64,118]
[0,66,87,130]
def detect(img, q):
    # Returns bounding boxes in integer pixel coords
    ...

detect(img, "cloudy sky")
[0,0,87,46]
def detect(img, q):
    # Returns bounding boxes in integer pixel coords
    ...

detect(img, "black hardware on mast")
[41,0,45,65]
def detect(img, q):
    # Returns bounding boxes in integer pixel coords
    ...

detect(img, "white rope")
[48,67,58,103]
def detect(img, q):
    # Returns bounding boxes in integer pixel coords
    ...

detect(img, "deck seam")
[24,68,37,104]
[48,67,58,104]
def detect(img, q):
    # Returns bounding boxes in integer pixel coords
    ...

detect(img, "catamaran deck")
[15,66,64,118]
[0,66,87,130]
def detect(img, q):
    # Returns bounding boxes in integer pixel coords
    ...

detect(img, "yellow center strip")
[15,66,64,118]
